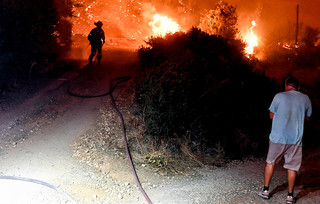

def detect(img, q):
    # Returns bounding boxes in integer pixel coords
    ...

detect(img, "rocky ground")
[0,49,319,204]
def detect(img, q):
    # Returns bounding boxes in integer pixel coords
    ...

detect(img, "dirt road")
[0,50,319,204]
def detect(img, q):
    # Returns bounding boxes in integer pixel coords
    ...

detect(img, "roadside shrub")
[134,28,279,162]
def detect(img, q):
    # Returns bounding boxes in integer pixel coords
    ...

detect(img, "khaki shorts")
[266,142,302,171]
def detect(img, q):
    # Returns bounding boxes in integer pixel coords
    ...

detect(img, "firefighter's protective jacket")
[88,27,105,46]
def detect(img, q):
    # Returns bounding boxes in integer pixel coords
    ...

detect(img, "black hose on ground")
[68,73,153,204]
[109,78,153,204]
[0,70,152,203]
[67,75,131,98]
[0,175,78,204]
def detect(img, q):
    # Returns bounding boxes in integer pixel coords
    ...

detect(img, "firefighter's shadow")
[270,168,320,200]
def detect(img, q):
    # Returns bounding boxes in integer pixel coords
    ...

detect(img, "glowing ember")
[149,14,180,37]
[244,20,258,55]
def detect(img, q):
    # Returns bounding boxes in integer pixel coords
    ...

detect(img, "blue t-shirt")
[269,90,312,146]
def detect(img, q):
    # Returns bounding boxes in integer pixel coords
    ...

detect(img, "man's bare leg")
[264,163,275,187]
[258,162,275,199]
[288,169,297,193]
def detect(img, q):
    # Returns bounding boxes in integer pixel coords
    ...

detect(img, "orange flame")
[149,14,180,37]
[244,20,258,56]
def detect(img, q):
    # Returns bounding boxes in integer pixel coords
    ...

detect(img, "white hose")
[0,175,78,204]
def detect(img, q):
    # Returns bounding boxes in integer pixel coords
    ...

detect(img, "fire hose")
[0,70,152,203]
[0,175,78,204]
[68,74,153,204]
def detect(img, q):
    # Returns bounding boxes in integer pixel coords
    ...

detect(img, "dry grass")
[71,82,219,176]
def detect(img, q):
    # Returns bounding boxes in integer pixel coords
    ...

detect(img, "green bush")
[134,28,279,160]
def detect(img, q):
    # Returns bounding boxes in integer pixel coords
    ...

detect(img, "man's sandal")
[258,190,270,199]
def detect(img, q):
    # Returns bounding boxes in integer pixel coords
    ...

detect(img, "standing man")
[258,76,312,204]
[88,21,105,65]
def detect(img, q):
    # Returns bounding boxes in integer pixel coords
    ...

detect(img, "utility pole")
[295,4,299,46]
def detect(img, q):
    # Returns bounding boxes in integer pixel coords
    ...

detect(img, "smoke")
[200,0,319,41]
[188,0,319,29]
[70,0,319,51]
[149,0,320,52]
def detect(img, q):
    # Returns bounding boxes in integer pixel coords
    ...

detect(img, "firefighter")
[88,21,105,65]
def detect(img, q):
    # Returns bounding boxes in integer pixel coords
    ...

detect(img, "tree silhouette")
[302,26,320,48]
[0,0,73,89]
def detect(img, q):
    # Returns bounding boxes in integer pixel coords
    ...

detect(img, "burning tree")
[244,20,258,56]
[198,0,239,40]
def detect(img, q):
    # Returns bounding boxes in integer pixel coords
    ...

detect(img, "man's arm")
[102,31,106,44]
[269,112,274,119]
[306,96,312,122]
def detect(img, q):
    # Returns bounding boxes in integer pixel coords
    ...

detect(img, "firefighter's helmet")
[94,21,103,27]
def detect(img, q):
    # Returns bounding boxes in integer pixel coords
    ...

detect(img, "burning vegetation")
[244,20,258,56]
[69,0,264,59]
[70,0,320,65]
[71,0,190,49]
[149,14,181,37]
